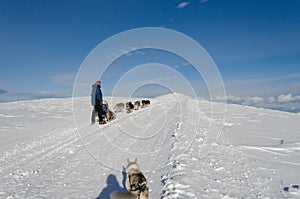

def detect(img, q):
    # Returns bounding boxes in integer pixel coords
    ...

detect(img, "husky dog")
[110,188,148,199]
[134,101,141,110]
[126,158,148,199]
[114,103,125,113]
[126,102,134,113]
[105,106,115,121]
[141,100,150,108]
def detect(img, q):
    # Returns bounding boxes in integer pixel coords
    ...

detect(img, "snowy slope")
[0,94,300,198]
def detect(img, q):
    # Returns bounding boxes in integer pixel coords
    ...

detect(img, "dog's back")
[126,102,134,113]
[114,103,125,112]
[134,101,140,110]
[110,191,137,199]
[110,189,148,199]
[125,159,149,198]
[141,100,150,108]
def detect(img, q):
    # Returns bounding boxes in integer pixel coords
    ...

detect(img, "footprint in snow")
[283,184,299,196]
[176,122,182,130]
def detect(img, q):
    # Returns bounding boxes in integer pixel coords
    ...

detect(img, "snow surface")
[1,93,300,198]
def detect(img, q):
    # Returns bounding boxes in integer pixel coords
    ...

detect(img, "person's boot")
[99,120,106,125]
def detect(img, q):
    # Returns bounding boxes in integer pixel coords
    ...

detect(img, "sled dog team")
[91,80,150,124]
[115,100,151,113]
[92,99,151,124]
[110,159,149,199]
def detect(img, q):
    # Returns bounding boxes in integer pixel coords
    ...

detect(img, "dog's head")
[126,158,140,173]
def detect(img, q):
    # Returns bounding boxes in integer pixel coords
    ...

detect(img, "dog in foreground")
[110,158,149,199]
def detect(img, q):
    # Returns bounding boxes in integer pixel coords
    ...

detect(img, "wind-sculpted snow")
[0,94,299,198]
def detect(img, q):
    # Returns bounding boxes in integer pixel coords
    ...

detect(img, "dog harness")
[128,173,147,198]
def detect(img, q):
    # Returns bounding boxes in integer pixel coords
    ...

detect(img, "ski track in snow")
[0,94,300,198]
[159,99,285,199]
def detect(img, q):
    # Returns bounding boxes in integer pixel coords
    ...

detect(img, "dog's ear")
[127,158,130,164]
[134,158,137,164]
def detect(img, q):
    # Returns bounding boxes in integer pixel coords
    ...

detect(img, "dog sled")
[101,100,116,123]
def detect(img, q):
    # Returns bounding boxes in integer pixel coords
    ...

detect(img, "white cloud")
[214,93,300,113]
[277,93,300,103]
[278,93,292,103]
[216,93,300,105]
[200,0,208,3]
[223,73,300,98]
[215,95,242,103]
[216,95,264,105]
[120,49,133,56]
[107,47,145,59]
[51,74,75,86]
[215,95,264,105]
[242,96,264,105]
[267,96,276,103]
[229,73,300,85]
[0,90,70,102]
[177,2,189,9]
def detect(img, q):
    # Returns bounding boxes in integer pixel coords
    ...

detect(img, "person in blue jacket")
[91,82,97,124]
[91,80,106,124]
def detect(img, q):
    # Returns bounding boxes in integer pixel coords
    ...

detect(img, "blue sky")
[1,0,300,112]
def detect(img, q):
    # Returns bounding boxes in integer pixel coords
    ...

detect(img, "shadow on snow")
[96,167,127,199]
